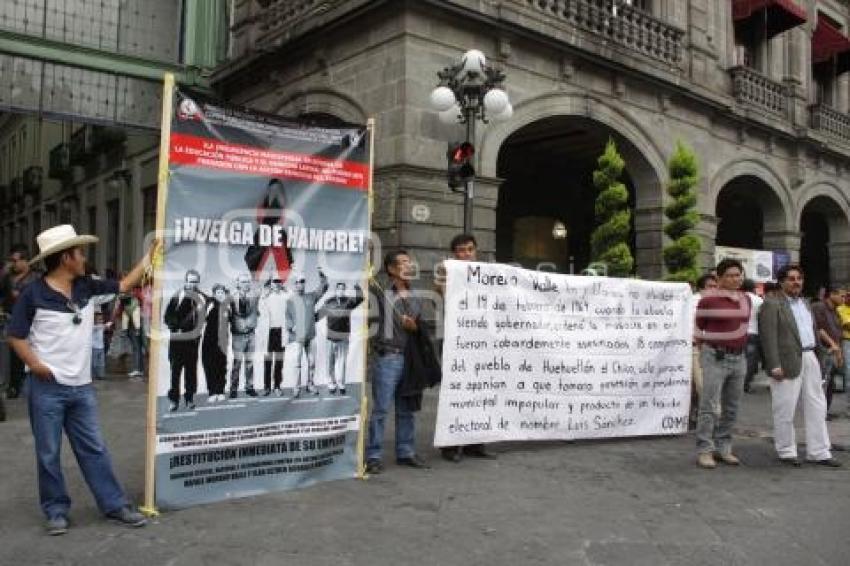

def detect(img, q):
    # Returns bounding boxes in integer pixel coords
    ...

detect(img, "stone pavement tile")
[655,542,749,566]
[583,540,670,566]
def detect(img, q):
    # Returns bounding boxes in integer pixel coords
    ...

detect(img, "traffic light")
[447,142,475,190]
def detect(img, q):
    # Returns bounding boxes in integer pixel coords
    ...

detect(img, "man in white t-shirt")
[742,279,764,393]
[7,225,156,535]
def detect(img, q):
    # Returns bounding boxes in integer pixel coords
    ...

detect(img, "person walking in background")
[836,291,850,418]
[693,259,750,469]
[812,288,844,415]
[759,265,840,468]
[6,225,155,534]
[741,279,764,393]
[113,292,143,379]
[202,284,231,403]
[91,312,108,380]
[1,244,40,399]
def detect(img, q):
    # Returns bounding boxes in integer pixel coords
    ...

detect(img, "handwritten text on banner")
[434,261,694,446]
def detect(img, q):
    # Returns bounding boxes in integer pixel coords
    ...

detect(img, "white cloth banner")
[434,261,693,447]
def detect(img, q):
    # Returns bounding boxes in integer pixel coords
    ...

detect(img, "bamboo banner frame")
[356,118,375,479]
[140,72,175,517]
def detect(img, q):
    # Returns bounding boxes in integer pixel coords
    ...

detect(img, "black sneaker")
[106,506,147,528]
[185,400,195,410]
[365,459,383,474]
[245,389,258,397]
[45,516,68,536]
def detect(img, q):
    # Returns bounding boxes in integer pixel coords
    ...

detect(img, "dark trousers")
[264,327,284,390]
[168,339,199,403]
[9,349,25,396]
[744,335,760,389]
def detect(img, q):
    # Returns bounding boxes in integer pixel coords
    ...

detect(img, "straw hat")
[30,224,98,265]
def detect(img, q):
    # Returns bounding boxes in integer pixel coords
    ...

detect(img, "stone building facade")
[215,0,850,291]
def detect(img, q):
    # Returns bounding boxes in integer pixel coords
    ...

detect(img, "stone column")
[634,205,665,280]
[694,213,718,273]
[784,26,810,128]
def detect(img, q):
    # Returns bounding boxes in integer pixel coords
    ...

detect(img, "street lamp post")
[430,49,512,234]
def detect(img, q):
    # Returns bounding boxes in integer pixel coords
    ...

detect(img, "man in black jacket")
[316,282,364,395]
[164,270,207,411]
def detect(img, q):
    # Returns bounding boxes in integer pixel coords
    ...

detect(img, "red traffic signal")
[447,142,475,190]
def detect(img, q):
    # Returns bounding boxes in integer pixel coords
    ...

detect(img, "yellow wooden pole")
[139,72,175,517]
[356,118,375,479]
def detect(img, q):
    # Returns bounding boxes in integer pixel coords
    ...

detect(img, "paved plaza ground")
[1,373,849,566]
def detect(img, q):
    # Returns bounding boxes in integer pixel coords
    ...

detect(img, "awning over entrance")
[812,17,850,75]
[733,0,807,39]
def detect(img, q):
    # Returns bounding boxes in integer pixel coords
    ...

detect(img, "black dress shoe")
[365,459,383,474]
[441,448,462,463]
[245,389,258,397]
[808,458,843,467]
[779,457,802,467]
[229,391,238,399]
[464,445,496,459]
[262,389,271,397]
[397,455,430,469]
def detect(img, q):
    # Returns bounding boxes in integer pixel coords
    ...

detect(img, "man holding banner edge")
[7,224,158,534]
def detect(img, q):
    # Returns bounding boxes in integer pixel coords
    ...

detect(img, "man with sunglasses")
[6,225,158,535]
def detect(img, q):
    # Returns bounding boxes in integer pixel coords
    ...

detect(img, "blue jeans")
[366,353,415,461]
[128,330,144,374]
[696,347,746,455]
[25,376,128,519]
[91,348,106,379]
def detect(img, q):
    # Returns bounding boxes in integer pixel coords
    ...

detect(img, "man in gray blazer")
[758,264,841,467]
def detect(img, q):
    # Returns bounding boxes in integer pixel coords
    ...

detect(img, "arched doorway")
[495,116,661,275]
[799,195,850,296]
[715,175,786,250]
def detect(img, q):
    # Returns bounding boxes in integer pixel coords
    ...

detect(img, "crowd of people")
[691,260,846,469]
[1,223,848,537]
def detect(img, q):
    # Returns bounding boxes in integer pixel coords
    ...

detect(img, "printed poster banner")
[154,89,370,509]
[714,245,774,283]
[434,261,693,447]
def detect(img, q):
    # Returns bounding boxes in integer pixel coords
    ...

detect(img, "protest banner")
[434,261,693,446]
[145,78,372,510]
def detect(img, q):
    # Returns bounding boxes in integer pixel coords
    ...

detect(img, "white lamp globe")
[430,86,457,112]
[491,102,513,123]
[462,49,486,74]
[438,104,462,124]
[483,88,509,114]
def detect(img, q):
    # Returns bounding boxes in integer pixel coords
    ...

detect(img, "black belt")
[377,346,403,356]
[706,344,744,355]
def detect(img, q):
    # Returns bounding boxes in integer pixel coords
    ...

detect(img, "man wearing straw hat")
[6,224,158,535]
